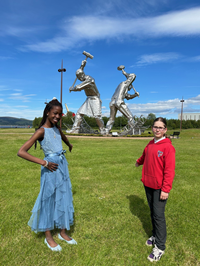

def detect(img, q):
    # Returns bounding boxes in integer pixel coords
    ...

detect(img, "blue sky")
[0,0,200,120]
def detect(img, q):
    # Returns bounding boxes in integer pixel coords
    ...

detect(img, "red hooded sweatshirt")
[137,138,175,193]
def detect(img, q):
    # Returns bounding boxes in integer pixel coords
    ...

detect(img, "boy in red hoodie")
[135,117,175,262]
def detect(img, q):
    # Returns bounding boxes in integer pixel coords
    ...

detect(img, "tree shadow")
[126,194,151,236]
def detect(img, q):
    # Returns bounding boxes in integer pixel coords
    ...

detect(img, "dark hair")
[35,99,62,149]
[153,117,170,140]
[38,99,63,129]
[153,117,167,128]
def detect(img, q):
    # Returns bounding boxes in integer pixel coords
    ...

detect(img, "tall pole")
[180,97,184,131]
[58,60,66,128]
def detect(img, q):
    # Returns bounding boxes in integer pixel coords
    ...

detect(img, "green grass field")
[1,129,200,265]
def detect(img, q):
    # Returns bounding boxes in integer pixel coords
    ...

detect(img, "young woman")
[18,98,77,251]
[135,117,175,262]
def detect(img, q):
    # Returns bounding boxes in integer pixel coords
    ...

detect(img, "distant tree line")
[32,112,200,130]
[32,112,129,129]
[143,113,200,129]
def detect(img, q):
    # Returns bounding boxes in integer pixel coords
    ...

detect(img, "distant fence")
[0,125,32,128]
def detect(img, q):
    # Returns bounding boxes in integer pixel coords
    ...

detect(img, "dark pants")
[144,186,167,251]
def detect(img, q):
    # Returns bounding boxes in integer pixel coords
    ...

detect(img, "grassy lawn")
[1,129,200,265]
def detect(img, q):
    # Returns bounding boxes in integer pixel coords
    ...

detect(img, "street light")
[180,97,185,131]
[58,60,66,128]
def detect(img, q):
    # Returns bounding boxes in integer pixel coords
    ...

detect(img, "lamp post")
[58,60,66,128]
[180,97,184,131]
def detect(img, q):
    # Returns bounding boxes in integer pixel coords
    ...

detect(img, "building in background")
[178,113,200,121]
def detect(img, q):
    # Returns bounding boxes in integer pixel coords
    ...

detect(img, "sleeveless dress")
[28,126,74,233]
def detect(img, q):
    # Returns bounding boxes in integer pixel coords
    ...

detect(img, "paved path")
[67,135,153,140]
[0,132,153,140]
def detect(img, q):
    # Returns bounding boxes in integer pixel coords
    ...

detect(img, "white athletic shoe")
[146,236,155,246]
[147,244,165,262]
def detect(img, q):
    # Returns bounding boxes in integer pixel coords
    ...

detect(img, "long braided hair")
[38,99,63,128]
[35,98,63,149]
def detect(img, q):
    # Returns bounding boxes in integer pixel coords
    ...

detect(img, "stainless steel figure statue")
[67,51,105,134]
[106,65,139,134]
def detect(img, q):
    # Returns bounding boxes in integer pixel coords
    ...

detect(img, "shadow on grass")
[127,195,151,236]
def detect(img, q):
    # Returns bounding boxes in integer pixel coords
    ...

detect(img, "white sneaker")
[147,244,165,262]
[146,236,155,246]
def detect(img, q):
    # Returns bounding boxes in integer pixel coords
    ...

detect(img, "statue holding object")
[66,51,105,134]
[105,65,140,134]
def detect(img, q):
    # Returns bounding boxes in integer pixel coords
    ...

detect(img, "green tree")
[33,117,42,128]
[196,120,200,128]
[147,113,156,120]
[61,116,74,127]
[102,116,109,125]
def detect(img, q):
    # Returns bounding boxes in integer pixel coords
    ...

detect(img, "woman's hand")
[68,143,73,152]
[44,161,58,172]
[59,128,73,153]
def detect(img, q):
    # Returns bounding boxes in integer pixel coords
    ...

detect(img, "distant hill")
[0,117,33,126]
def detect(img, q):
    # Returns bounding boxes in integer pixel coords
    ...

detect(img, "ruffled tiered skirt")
[28,151,74,233]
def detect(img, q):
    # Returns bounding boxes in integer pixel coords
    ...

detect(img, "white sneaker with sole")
[146,236,155,246]
[147,244,165,262]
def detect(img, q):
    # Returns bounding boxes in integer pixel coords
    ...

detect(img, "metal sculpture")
[64,104,98,134]
[66,51,105,134]
[105,65,139,134]
[118,115,147,136]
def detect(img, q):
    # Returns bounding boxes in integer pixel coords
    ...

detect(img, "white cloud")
[0,98,4,102]
[102,110,110,117]
[9,93,36,102]
[22,7,200,52]
[0,56,13,60]
[14,89,23,92]
[0,103,43,120]
[135,52,181,66]
[151,7,200,36]
[64,7,200,39]
[134,53,200,66]
[128,99,180,114]
[186,94,200,104]
[21,36,76,53]
[126,95,200,117]
[0,86,9,91]
[14,105,29,108]
[1,95,200,120]
[186,55,200,62]
[0,25,44,38]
